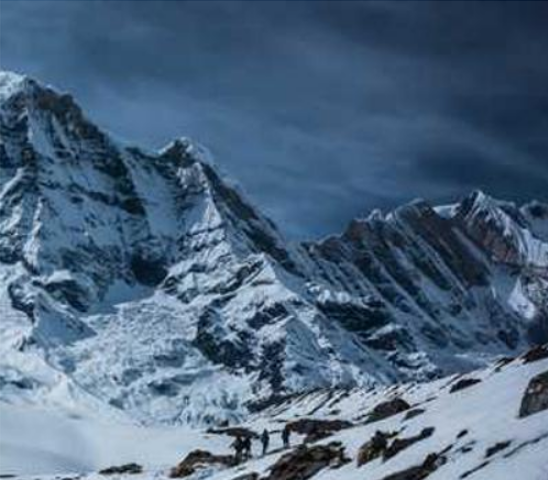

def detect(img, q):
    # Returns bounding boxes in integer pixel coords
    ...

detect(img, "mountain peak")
[0,70,31,102]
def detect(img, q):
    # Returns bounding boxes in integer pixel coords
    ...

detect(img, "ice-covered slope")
[0,70,547,426]
[0,71,394,425]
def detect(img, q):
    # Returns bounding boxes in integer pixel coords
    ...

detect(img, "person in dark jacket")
[242,435,252,459]
[261,429,270,455]
[231,435,244,463]
[282,425,291,448]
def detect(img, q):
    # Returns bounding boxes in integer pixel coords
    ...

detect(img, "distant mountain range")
[0,70,546,425]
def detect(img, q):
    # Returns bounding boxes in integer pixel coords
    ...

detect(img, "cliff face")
[0,71,546,424]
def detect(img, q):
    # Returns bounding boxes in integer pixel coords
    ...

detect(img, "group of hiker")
[231,426,291,462]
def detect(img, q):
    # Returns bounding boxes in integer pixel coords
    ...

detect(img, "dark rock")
[485,440,511,458]
[494,356,514,372]
[286,418,353,443]
[130,254,167,287]
[170,450,237,478]
[380,452,446,480]
[368,397,411,423]
[403,408,426,421]
[230,474,259,480]
[207,426,259,439]
[456,429,468,439]
[357,430,393,466]
[519,370,548,418]
[383,427,435,460]
[264,442,348,480]
[460,460,490,479]
[99,463,142,475]
[521,344,548,364]
[449,377,482,393]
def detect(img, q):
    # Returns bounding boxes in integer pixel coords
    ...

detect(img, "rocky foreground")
[4,345,546,480]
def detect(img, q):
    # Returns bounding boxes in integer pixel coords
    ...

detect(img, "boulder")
[521,344,548,364]
[170,450,237,478]
[357,431,392,466]
[286,418,353,443]
[99,463,142,475]
[380,452,446,480]
[264,442,349,480]
[368,398,411,423]
[449,377,481,393]
[519,370,548,418]
[383,427,435,460]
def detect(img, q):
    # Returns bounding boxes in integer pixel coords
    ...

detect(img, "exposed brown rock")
[264,442,349,480]
[99,463,142,475]
[383,427,435,460]
[286,418,353,443]
[380,452,446,480]
[368,397,411,423]
[357,430,392,466]
[449,377,482,393]
[170,450,237,478]
[230,473,259,480]
[519,370,548,418]
[522,344,548,364]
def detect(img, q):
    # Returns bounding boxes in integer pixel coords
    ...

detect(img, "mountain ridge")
[0,70,547,425]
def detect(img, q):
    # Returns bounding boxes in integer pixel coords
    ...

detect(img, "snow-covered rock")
[0,70,547,428]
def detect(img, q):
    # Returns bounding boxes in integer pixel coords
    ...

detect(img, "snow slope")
[3,352,546,479]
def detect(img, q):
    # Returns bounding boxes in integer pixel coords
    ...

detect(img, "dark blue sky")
[1,1,547,238]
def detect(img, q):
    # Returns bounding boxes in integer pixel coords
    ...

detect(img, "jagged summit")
[0,70,30,100]
[1,73,547,426]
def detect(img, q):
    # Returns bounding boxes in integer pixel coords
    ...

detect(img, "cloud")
[1,0,547,238]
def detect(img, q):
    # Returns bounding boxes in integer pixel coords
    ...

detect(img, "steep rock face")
[0,72,393,424]
[0,71,547,424]
[300,197,543,378]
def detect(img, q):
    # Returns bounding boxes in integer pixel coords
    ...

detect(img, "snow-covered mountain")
[0,71,547,426]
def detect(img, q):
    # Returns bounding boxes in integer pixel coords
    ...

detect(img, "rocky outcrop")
[230,474,259,480]
[521,344,548,364]
[485,440,511,458]
[380,452,446,480]
[286,418,353,443]
[357,430,392,466]
[403,408,426,421]
[449,377,482,393]
[383,427,435,460]
[98,463,143,475]
[519,370,548,418]
[368,398,411,423]
[265,442,349,480]
[169,450,237,478]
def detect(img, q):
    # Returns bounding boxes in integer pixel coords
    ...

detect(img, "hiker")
[261,429,270,455]
[282,425,291,448]
[231,435,244,463]
[242,435,252,459]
